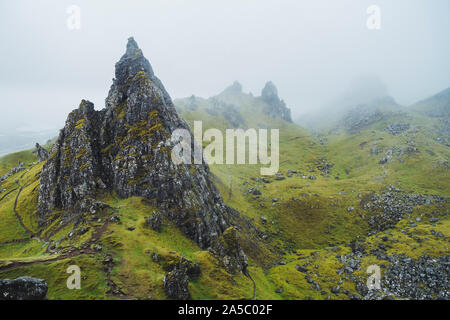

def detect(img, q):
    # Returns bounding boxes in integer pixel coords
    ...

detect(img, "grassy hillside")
[0,87,448,300]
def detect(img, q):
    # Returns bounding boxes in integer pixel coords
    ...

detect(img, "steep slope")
[175,84,449,299]
[38,38,249,272]
[0,55,448,300]
[411,87,450,146]
[412,87,450,118]
[0,38,273,300]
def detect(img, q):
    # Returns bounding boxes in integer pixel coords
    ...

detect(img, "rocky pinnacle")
[260,81,292,122]
[37,37,247,273]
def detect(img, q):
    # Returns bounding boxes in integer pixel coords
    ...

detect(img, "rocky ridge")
[260,81,292,122]
[37,37,248,274]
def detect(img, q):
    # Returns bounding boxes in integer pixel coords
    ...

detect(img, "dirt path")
[243,268,256,300]
[0,247,96,272]
[13,184,35,237]
[0,187,19,203]
[0,238,31,246]
[4,176,134,299]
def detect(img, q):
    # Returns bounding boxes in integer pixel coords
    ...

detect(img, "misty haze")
[0,0,448,303]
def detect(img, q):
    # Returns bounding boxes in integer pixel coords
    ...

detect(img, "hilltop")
[0,40,449,300]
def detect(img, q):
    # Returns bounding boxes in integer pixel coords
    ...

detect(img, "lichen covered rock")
[0,276,48,300]
[37,37,248,272]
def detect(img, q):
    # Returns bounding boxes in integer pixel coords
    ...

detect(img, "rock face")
[260,81,292,122]
[33,143,49,162]
[37,37,247,272]
[208,98,246,128]
[163,256,201,300]
[163,266,190,300]
[145,211,162,232]
[0,277,48,300]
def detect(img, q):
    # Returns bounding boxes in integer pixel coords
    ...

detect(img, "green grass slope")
[0,87,448,300]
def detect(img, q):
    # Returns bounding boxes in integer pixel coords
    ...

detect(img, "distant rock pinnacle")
[260,81,292,122]
[224,81,243,94]
[38,38,247,274]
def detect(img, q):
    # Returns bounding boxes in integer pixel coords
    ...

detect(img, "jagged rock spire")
[125,37,140,56]
[261,81,278,100]
[38,38,248,274]
[260,81,292,122]
[224,81,243,93]
[116,37,154,83]
[106,37,170,110]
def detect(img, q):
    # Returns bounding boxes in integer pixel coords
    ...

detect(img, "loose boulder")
[0,277,48,300]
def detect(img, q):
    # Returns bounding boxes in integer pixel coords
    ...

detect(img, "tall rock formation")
[38,37,247,273]
[260,81,292,122]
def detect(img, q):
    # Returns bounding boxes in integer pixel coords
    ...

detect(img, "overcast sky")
[0,0,449,132]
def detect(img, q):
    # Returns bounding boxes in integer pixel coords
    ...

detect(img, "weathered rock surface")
[385,122,410,135]
[0,276,48,300]
[207,98,246,128]
[163,256,201,300]
[260,81,292,122]
[33,143,49,162]
[0,161,24,184]
[362,185,448,231]
[37,37,247,273]
[357,254,450,300]
[145,211,162,232]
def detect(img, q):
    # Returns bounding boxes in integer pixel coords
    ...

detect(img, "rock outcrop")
[0,277,48,300]
[33,143,49,162]
[37,37,247,273]
[145,211,162,232]
[223,81,243,94]
[207,98,246,128]
[260,81,292,122]
[0,161,25,184]
[163,256,201,300]
[385,122,410,135]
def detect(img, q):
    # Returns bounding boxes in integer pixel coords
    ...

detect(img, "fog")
[0,0,449,138]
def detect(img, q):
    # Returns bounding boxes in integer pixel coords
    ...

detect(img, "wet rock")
[0,277,48,300]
